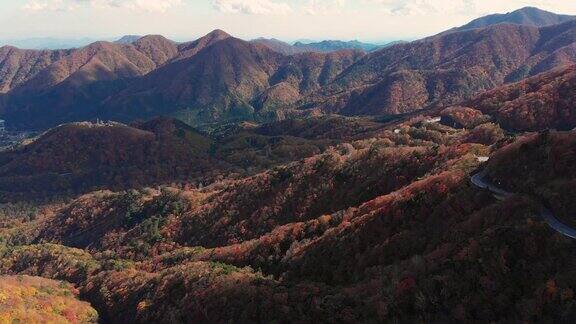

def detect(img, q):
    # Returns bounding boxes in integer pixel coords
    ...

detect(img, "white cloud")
[212,0,292,15]
[22,1,50,11]
[93,0,182,12]
[366,0,472,15]
[22,0,182,12]
[22,0,79,11]
[304,0,346,15]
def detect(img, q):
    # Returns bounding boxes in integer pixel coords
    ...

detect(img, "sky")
[1,0,576,43]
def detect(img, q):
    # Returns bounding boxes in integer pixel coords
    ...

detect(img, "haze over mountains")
[0,35,144,50]
[250,38,388,55]
[2,6,576,323]
[292,40,384,52]
[0,37,101,50]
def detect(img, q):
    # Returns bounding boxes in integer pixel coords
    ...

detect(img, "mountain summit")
[455,7,575,31]
[175,29,232,61]
[114,35,142,44]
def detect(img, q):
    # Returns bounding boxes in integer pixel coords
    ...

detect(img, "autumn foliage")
[0,21,575,321]
[0,275,98,323]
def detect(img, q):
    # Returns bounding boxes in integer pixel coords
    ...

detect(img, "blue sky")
[2,0,576,42]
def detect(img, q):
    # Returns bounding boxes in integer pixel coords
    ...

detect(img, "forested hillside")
[1,6,576,324]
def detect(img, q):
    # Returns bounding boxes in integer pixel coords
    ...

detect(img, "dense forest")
[1,107,575,322]
[1,6,576,324]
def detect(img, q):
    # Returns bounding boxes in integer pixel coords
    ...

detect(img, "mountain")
[379,40,408,48]
[101,39,364,127]
[0,114,383,200]
[7,107,576,322]
[0,46,72,94]
[0,116,383,200]
[115,35,142,44]
[1,35,179,128]
[300,20,576,117]
[100,37,286,126]
[14,35,178,94]
[174,29,231,61]
[3,25,576,320]
[455,7,575,32]
[2,11,576,131]
[4,8,576,324]
[467,64,576,131]
[253,39,382,55]
[251,38,307,55]
[0,118,219,200]
[0,30,363,130]
[0,34,174,97]
[294,40,380,52]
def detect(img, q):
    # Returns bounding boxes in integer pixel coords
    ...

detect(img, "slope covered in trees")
[2,123,575,322]
[468,64,576,131]
[0,115,391,201]
[0,46,72,94]
[0,32,365,130]
[1,7,576,324]
[0,119,221,200]
[301,19,576,117]
[0,275,98,323]
[454,7,575,32]
[0,88,575,322]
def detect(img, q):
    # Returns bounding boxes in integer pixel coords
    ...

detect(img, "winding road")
[471,169,576,240]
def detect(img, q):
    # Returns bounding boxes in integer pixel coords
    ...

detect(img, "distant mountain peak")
[514,6,554,13]
[505,6,573,20]
[205,29,232,39]
[136,34,168,41]
[251,38,306,55]
[293,40,380,53]
[114,35,142,44]
[133,34,175,47]
[515,6,548,12]
[455,6,575,32]
[174,29,232,61]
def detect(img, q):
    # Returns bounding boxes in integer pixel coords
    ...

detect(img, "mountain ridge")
[1,8,576,130]
[299,20,576,118]
[455,7,575,32]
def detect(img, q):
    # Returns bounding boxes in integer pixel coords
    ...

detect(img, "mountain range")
[0,31,365,129]
[2,6,576,323]
[0,7,574,131]
[293,39,383,52]
[251,38,388,55]
[3,83,575,321]
[304,16,576,117]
